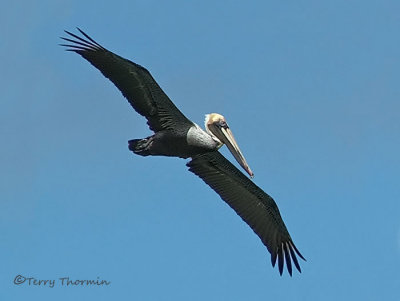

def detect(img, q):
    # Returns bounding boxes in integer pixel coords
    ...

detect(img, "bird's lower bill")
[211,126,254,178]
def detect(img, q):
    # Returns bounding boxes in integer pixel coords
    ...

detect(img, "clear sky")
[1,1,400,300]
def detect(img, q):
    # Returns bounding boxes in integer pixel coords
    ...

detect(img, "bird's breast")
[186,124,220,151]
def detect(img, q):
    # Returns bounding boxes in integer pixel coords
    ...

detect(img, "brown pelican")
[60,28,305,276]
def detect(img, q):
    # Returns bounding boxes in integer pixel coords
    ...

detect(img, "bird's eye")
[218,120,228,129]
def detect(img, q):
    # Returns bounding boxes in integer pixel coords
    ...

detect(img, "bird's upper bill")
[205,113,254,178]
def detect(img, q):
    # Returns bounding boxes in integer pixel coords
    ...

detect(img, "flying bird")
[60,28,305,276]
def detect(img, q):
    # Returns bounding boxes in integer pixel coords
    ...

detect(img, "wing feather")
[187,151,305,275]
[60,28,192,132]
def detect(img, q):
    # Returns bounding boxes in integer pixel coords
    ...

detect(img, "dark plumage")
[60,28,306,275]
[62,29,190,132]
[188,152,305,275]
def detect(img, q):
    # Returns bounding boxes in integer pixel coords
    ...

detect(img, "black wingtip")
[76,27,104,48]
[277,247,284,276]
[292,242,306,262]
[60,28,105,53]
[271,241,306,276]
[284,243,293,276]
[288,242,302,273]
[271,251,277,268]
[63,29,76,38]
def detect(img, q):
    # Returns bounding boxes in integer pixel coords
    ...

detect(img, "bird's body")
[61,28,305,276]
[129,122,220,159]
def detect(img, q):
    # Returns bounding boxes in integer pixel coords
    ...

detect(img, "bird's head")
[205,113,254,178]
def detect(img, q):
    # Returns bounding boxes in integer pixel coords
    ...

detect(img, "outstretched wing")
[60,28,192,132]
[187,151,305,276]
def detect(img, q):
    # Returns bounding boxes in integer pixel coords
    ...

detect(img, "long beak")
[210,124,254,178]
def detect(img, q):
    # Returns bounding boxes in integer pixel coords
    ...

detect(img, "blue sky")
[1,1,400,300]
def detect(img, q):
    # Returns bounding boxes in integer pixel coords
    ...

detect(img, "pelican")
[61,28,305,276]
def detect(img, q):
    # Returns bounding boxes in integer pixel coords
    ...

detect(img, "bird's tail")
[128,138,152,156]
